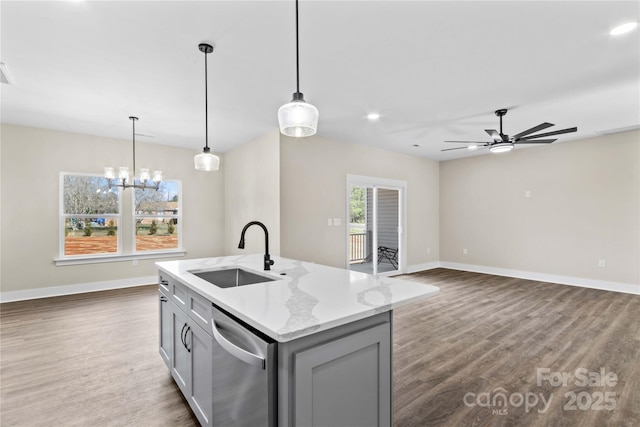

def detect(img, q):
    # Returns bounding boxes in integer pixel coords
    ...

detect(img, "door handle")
[211,319,265,369]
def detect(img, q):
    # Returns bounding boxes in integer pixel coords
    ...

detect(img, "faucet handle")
[264,254,275,270]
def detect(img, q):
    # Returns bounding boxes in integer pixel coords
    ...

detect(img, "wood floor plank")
[1,270,638,426]
[393,269,640,427]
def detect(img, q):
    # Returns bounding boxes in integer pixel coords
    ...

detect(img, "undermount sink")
[190,267,277,289]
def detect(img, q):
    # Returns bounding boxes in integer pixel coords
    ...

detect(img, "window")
[59,173,182,263]
[134,181,181,252]
[61,174,121,257]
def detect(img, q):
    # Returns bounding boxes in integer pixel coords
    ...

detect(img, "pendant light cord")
[204,50,209,150]
[295,0,300,94]
[131,117,136,176]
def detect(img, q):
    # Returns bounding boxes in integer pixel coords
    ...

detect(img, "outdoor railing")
[349,233,367,263]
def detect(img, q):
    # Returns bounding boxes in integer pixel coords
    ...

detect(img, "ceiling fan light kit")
[443,108,577,155]
[277,0,318,138]
[489,142,514,153]
[194,43,221,172]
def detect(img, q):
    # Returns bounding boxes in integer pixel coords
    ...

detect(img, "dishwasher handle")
[211,319,266,369]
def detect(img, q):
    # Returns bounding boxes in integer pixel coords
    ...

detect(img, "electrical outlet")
[132,259,139,266]
[463,248,468,255]
[427,248,431,254]
[525,190,531,198]
[598,259,606,268]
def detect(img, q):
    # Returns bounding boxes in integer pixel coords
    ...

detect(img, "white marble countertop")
[156,254,439,342]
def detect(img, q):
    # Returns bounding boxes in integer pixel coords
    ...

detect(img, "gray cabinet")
[171,303,190,396]
[159,271,393,427]
[189,320,213,427]
[158,291,172,369]
[293,323,391,426]
[159,275,214,427]
[277,311,392,427]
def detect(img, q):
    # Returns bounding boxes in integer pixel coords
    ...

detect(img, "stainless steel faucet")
[238,221,275,271]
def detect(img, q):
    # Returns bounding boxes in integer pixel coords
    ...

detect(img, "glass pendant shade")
[118,167,130,181]
[194,149,220,171]
[139,168,150,181]
[278,94,319,137]
[152,170,163,182]
[104,167,115,180]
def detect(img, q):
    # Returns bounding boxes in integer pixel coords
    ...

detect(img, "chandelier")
[104,116,162,190]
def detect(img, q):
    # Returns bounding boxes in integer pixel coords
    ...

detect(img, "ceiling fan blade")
[441,146,476,152]
[512,122,554,139]
[444,140,492,144]
[485,129,502,142]
[442,144,488,152]
[514,139,557,144]
[520,127,577,140]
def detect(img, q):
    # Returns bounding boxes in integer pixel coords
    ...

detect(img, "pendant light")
[105,116,162,190]
[194,43,220,171]
[277,0,318,138]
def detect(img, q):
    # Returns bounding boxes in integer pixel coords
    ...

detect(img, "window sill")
[54,250,186,266]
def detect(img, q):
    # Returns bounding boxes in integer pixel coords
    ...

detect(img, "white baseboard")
[0,276,157,303]
[439,262,640,295]
[405,262,442,274]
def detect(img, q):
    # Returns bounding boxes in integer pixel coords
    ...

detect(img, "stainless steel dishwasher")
[211,306,276,426]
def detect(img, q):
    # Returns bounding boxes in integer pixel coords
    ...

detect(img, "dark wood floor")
[393,269,640,427]
[1,269,638,426]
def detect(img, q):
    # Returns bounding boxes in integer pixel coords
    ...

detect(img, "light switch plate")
[333,218,342,226]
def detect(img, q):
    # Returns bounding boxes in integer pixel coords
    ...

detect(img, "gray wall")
[0,124,226,294]
[439,130,639,285]
[280,134,440,269]
[224,130,281,256]
[2,124,636,297]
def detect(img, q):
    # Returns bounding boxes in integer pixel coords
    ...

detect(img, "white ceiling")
[1,1,638,161]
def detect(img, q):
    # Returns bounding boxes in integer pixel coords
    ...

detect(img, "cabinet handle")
[211,320,265,369]
[180,323,188,348]
[159,278,169,286]
[160,296,168,302]
[185,326,191,353]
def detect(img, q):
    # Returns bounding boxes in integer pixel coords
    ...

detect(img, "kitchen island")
[156,254,439,427]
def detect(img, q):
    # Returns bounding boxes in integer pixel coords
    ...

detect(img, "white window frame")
[131,179,183,255]
[55,172,185,266]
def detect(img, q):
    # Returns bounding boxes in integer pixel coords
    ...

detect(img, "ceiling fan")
[442,109,577,153]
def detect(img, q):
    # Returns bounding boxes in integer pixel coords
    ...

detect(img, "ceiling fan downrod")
[495,109,508,136]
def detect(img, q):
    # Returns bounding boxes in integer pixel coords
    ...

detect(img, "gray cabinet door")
[293,323,391,427]
[158,291,172,369]
[188,321,213,427]
[171,305,190,396]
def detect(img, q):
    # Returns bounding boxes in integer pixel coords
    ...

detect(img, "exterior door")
[347,175,405,276]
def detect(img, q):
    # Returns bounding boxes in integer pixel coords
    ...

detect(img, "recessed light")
[610,22,638,36]
[366,113,381,121]
[467,145,478,150]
